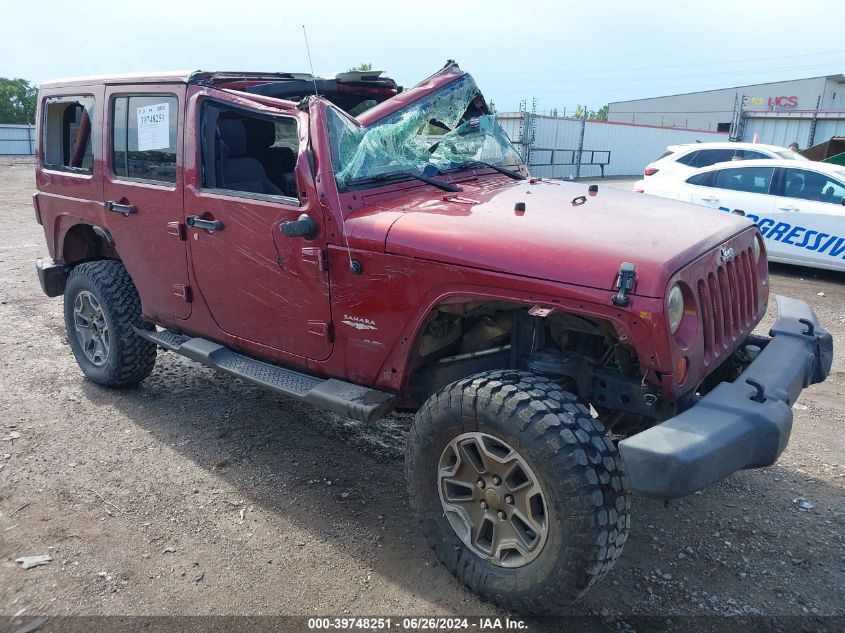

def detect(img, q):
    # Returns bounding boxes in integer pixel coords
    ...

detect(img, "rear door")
[103,84,191,320]
[766,167,845,270]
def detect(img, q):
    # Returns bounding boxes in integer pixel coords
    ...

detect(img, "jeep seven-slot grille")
[696,247,758,364]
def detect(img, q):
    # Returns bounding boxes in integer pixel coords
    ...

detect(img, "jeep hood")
[379,179,753,298]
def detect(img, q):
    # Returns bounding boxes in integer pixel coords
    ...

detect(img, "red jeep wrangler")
[33,62,832,613]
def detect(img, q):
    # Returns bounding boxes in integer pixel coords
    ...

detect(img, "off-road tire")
[406,370,630,614]
[63,260,156,387]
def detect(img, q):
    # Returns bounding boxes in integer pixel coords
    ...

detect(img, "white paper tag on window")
[136,103,170,151]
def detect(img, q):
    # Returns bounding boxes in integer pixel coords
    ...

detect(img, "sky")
[3,0,845,114]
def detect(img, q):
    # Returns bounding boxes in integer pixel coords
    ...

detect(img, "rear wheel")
[63,260,156,387]
[406,370,630,614]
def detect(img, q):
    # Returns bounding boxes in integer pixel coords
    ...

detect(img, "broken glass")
[327,74,524,188]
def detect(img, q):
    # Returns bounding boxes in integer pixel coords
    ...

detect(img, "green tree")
[573,104,608,120]
[347,63,373,72]
[0,78,37,124]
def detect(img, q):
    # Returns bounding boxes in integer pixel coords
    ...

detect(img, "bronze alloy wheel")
[73,289,110,367]
[438,431,549,568]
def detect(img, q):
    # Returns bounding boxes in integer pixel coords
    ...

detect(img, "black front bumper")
[618,295,833,500]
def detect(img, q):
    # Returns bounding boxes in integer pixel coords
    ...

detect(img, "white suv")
[636,142,807,190]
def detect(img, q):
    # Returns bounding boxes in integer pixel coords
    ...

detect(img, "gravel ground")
[1,160,843,629]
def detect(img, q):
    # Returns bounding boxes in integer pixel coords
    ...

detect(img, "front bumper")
[618,295,833,499]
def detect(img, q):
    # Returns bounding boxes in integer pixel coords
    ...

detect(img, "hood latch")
[611,262,636,307]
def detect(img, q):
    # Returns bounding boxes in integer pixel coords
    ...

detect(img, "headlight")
[667,284,684,334]
[752,235,761,262]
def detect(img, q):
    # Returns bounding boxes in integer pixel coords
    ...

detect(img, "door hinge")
[172,284,192,302]
[167,221,186,241]
[301,247,328,271]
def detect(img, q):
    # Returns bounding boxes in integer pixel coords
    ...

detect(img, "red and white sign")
[768,96,798,109]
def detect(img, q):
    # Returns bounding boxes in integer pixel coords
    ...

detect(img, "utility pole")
[575,115,586,180]
[808,95,821,148]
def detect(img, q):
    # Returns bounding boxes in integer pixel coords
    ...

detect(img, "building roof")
[609,74,845,107]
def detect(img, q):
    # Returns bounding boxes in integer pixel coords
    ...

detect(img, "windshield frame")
[326,74,526,191]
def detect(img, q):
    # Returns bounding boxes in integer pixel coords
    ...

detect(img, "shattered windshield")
[327,74,524,188]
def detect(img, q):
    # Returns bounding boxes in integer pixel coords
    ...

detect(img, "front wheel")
[406,370,630,614]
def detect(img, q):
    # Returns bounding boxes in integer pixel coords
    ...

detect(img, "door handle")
[105,200,136,215]
[700,196,719,203]
[778,205,799,212]
[186,215,223,231]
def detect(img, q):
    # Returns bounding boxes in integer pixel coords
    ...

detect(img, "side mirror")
[281,214,317,240]
[841,197,845,206]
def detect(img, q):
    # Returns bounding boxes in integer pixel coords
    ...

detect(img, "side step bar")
[136,329,396,423]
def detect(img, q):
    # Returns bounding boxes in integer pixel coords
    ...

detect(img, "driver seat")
[217,118,283,196]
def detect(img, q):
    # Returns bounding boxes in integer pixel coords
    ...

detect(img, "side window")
[112,95,178,183]
[782,168,845,204]
[713,167,775,194]
[42,96,95,174]
[735,149,769,160]
[200,102,299,200]
[686,171,715,187]
[690,149,735,168]
[675,151,699,166]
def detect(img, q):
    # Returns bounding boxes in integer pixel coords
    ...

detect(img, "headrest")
[217,118,248,158]
[243,117,276,151]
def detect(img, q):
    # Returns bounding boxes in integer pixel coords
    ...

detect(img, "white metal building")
[607,75,845,148]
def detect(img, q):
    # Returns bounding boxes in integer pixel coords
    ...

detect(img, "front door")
[765,167,845,269]
[103,84,191,320]
[183,91,333,360]
[692,165,777,222]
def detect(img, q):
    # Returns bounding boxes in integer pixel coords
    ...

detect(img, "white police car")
[639,142,807,185]
[635,158,845,272]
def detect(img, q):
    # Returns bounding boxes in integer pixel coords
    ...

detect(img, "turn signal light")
[676,356,689,385]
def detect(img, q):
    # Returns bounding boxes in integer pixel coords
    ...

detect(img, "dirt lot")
[1,160,844,627]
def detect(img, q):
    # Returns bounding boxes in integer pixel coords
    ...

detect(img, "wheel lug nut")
[497,510,506,520]
[492,475,501,485]
[480,501,488,509]
[476,479,485,489]
[505,495,514,505]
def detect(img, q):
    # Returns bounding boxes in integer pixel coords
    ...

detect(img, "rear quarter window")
[675,150,699,166]
[42,95,95,174]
